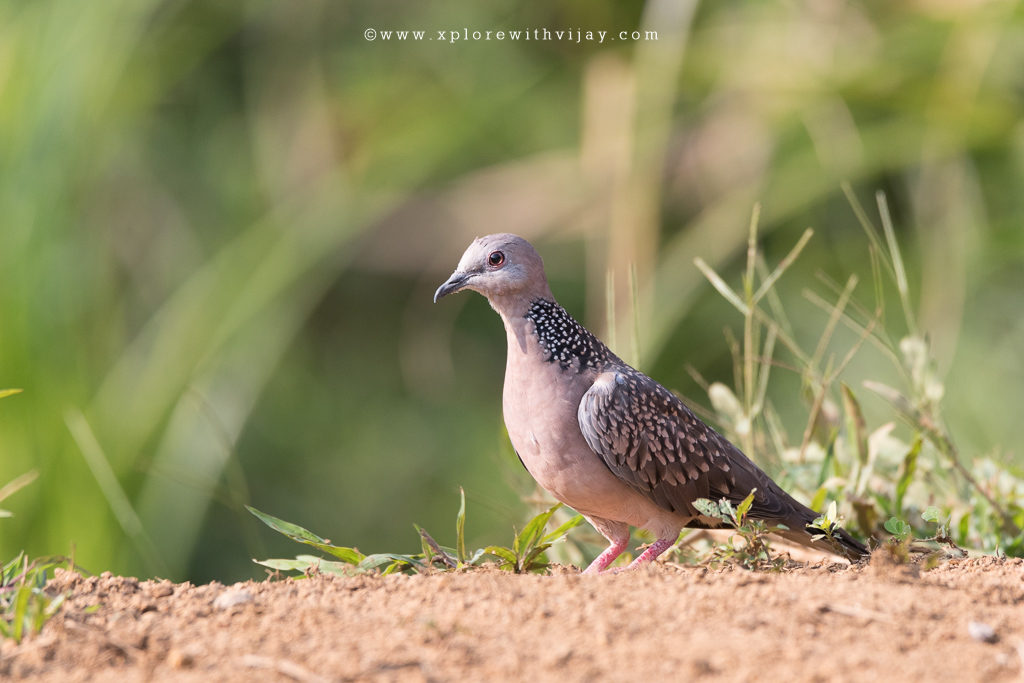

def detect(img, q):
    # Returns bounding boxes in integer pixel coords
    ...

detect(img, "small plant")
[482,504,583,574]
[883,517,913,543]
[249,488,583,576]
[692,490,788,571]
[881,506,964,559]
[807,500,841,542]
[0,553,68,643]
[806,499,860,558]
[247,506,425,576]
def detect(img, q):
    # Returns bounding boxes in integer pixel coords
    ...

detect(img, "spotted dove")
[434,233,868,572]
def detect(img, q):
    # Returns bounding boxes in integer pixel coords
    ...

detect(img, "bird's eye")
[487,250,505,268]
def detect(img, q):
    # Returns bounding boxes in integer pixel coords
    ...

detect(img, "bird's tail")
[777,507,870,562]
[826,526,871,562]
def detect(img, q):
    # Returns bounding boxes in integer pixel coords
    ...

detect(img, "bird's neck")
[500,297,613,372]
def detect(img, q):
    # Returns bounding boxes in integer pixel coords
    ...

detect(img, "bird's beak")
[433,271,471,303]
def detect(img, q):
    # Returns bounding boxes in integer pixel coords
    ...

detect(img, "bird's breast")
[501,325,598,492]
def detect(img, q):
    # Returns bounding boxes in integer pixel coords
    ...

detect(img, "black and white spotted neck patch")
[525,298,612,371]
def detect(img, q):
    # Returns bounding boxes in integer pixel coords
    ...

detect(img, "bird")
[434,233,869,572]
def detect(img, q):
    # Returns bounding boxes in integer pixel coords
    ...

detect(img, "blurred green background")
[1,0,1023,582]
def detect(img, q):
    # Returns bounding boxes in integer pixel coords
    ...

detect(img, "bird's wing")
[577,370,805,523]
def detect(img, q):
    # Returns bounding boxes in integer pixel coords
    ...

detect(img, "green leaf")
[522,544,552,571]
[841,384,868,465]
[358,553,425,571]
[826,500,838,524]
[246,505,364,564]
[894,436,921,515]
[958,513,971,544]
[922,506,941,523]
[247,505,327,544]
[415,524,434,565]
[483,546,517,564]
[539,514,584,545]
[254,556,362,577]
[12,583,31,642]
[693,498,720,519]
[516,504,560,555]
[0,389,23,400]
[417,527,457,568]
[456,487,467,565]
[884,517,911,539]
[253,557,313,572]
[736,489,757,522]
[719,498,737,525]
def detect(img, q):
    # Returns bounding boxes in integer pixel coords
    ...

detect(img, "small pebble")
[150,582,174,598]
[166,648,194,669]
[213,588,254,610]
[968,621,998,644]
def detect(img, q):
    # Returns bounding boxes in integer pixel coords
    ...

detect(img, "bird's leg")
[583,537,628,574]
[582,518,630,574]
[626,537,675,569]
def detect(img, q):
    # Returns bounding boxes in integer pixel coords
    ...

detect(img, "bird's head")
[434,233,552,309]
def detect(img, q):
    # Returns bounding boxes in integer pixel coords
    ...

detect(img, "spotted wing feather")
[577,370,809,525]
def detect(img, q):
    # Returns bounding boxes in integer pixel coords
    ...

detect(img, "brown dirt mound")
[2,556,1023,681]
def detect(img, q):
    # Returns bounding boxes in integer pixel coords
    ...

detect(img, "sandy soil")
[2,555,1023,682]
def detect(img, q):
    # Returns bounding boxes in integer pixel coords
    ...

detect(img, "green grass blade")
[65,410,166,575]
[895,436,922,516]
[247,505,330,544]
[0,389,22,400]
[810,275,858,381]
[752,325,777,415]
[0,470,39,506]
[841,182,894,279]
[418,527,457,569]
[694,257,749,315]
[744,202,761,300]
[752,228,814,304]
[456,487,467,565]
[841,384,868,466]
[11,583,30,642]
[246,505,364,564]
[877,191,916,335]
[415,524,434,565]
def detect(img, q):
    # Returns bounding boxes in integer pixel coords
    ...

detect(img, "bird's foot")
[626,537,674,569]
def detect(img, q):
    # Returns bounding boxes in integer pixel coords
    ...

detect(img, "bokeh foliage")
[1,0,1023,581]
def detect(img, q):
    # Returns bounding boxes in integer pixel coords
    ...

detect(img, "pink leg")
[582,517,630,574]
[583,536,628,574]
[627,537,675,569]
